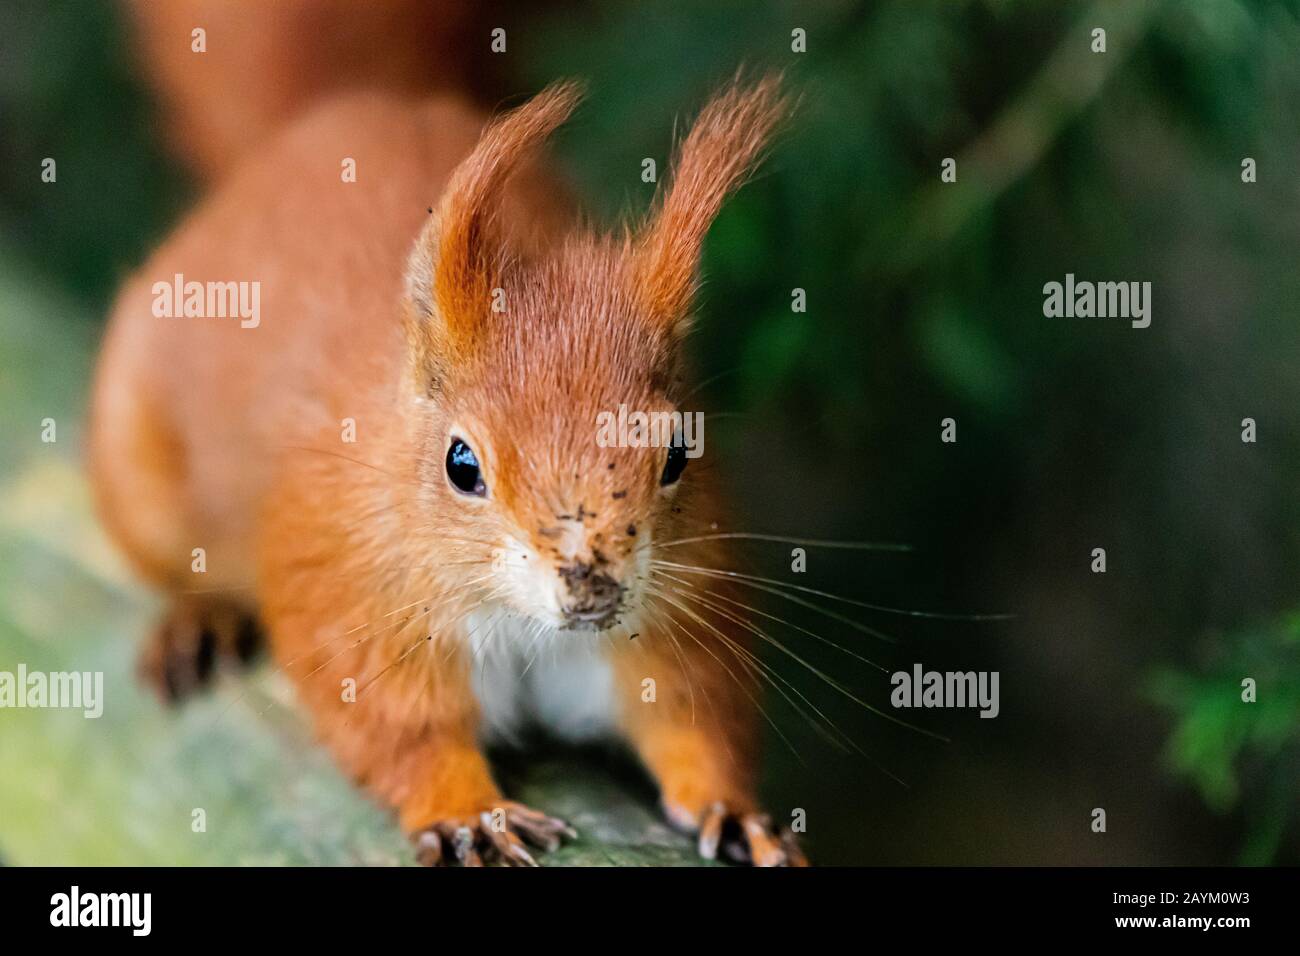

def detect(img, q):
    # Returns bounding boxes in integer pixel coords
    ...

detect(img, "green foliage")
[1148,614,1300,864]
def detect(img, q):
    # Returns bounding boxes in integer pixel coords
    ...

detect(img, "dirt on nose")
[558,561,623,614]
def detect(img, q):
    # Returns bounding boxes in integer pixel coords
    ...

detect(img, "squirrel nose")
[558,561,623,628]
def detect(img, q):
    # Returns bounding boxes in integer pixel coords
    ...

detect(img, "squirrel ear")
[404,80,583,368]
[634,74,789,338]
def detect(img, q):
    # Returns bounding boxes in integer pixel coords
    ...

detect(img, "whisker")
[648,532,913,554]
[655,558,1011,622]
[472,608,499,689]
[645,588,807,765]
[344,585,512,730]
[358,629,431,696]
[519,618,550,679]
[637,589,699,726]
[648,583,854,755]
[678,364,740,401]
[275,444,409,482]
[653,567,887,671]
[174,554,499,596]
[205,574,500,748]
[654,560,899,643]
[653,576,943,744]
[640,594,736,765]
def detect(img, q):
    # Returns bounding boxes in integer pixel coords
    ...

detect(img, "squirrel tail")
[124,0,502,182]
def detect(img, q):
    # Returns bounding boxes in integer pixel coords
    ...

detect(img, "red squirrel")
[88,76,805,866]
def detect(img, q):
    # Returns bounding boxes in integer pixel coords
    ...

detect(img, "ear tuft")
[635,73,790,336]
[405,80,583,365]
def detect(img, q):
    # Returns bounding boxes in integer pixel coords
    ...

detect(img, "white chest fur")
[464,609,618,745]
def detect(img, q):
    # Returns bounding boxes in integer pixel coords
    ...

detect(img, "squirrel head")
[401,76,787,633]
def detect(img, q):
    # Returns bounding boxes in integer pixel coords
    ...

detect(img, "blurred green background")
[1,0,1298,865]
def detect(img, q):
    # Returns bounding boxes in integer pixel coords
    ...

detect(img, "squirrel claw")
[410,801,575,867]
[696,803,808,867]
[138,601,261,703]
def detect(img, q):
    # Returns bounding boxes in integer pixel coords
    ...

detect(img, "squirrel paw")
[693,803,808,867]
[410,801,577,867]
[138,601,262,703]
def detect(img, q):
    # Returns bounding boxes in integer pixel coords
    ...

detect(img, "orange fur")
[124,0,493,182]
[636,73,789,333]
[90,77,795,865]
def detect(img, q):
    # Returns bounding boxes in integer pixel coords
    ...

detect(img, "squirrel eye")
[660,432,688,486]
[446,438,487,496]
